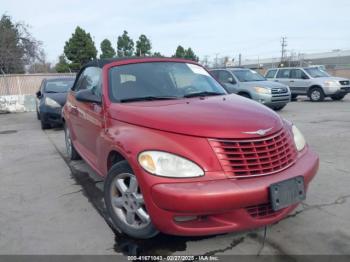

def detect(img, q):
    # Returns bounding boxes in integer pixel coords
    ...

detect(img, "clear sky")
[1,0,350,63]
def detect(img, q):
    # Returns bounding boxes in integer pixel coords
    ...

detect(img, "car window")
[290,69,308,79]
[276,69,290,78]
[265,69,277,78]
[231,69,265,82]
[44,80,74,93]
[108,62,226,102]
[210,70,219,80]
[75,67,102,97]
[218,70,235,84]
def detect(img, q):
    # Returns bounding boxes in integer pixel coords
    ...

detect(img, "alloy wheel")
[110,173,150,229]
[65,127,72,158]
[311,90,321,101]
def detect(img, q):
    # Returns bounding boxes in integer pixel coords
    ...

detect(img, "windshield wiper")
[183,91,225,98]
[120,96,179,103]
[45,91,58,93]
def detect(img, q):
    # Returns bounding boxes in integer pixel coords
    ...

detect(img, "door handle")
[274,80,279,82]
[290,80,295,83]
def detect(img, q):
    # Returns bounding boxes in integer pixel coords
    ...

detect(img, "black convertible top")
[83,57,176,69]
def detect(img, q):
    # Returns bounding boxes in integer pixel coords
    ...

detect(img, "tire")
[64,124,81,160]
[308,87,325,102]
[104,160,159,239]
[239,93,251,99]
[40,118,50,129]
[331,94,345,101]
[291,94,298,101]
[273,105,286,111]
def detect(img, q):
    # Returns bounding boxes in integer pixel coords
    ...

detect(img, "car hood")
[108,94,284,138]
[240,80,288,89]
[44,93,68,106]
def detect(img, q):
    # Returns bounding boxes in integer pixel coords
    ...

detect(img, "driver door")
[71,67,104,167]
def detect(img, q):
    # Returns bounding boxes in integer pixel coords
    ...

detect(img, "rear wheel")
[291,94,298,101]
[308,87,325,102]
[64,124,81,160]
[331,94,345,101]
[104,161,158,239]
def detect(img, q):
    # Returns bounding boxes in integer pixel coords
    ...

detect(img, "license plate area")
[270,176,305,211]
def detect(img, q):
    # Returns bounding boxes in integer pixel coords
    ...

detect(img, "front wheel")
[273,105,286,111]
[104,161,159,239]
[308,87,325,102]
[64,124,81,160]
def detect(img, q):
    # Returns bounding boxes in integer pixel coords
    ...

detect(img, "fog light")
[174,216,198,222]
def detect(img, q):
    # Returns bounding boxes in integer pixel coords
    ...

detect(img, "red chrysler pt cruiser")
[62,57,319,239]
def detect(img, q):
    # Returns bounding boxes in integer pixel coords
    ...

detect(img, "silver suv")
[265,67,350,102]
[210,68,291,111]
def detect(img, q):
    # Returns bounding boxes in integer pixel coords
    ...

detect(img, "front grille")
[246,202,283,219]
[340,86,350,92]
[339,80,349,86]
[209,129,297,178]
[271,87,288,94]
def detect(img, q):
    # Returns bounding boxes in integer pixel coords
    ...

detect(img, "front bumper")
[40,106,63,125]
[252,93,291,108]
[324,85,350,96]
[146,148,318,236]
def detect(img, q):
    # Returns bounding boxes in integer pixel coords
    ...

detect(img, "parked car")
[210,68,291,111]
[265,67,350,102]
[62,58,319,239]
[36,77,75,129]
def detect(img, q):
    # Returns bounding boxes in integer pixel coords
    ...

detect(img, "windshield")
[109,62,226,102]
[304,68,330,78]
[231,69,266,82]
[44,80,74,93]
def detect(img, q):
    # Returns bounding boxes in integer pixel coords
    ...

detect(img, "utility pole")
[280,36,287,63]
[214,53,219,68]
[238,53,242,67]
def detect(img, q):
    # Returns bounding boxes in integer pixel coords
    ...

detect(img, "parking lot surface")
[0,96,350,256]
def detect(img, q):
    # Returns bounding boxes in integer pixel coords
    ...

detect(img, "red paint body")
[63,58,319,236]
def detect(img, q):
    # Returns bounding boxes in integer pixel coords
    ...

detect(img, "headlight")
[292,125,306,151]
[138,151,204,178]
[45,97,61,108]
[324,80,340,87]
[254,87,271,94]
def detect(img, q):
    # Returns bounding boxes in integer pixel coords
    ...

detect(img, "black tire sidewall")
[104,160,158,239]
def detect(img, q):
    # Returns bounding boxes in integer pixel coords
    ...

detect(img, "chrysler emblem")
[242,127,273,136]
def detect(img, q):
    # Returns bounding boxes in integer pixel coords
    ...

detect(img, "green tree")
[184,48,199,62]
[135,34,152,56]
[0,14,42,73]
[64,26,97,71]
[55,54,71,73]
[117,30,134,57]
[152,52,164,57]
[173,45,186,58]
[100,39,116,59]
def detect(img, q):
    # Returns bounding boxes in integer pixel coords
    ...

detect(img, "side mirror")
[36,91,42,98]
[302,75,309,80]
[227,77,235,84]
[76,89,101,104]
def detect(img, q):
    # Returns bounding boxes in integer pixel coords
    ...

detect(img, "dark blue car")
[36,77,75,129]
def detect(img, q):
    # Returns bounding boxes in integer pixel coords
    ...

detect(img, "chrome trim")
[209,128,284,143]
